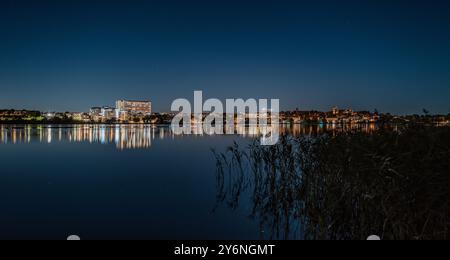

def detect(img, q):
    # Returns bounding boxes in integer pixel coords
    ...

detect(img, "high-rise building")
[116,100,152,116]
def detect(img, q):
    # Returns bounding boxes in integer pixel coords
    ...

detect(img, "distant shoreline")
[0,121,447,127]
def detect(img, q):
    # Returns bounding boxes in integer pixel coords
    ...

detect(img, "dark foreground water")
[0,124,375,240]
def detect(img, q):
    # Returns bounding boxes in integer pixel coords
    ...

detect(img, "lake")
[0,124,376,240]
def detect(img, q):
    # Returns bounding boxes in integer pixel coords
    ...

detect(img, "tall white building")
[116,100,152,116]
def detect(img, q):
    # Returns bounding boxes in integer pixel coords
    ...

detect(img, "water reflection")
[213,125,450,240]
[0,125,156,150]
[0,123,379,150]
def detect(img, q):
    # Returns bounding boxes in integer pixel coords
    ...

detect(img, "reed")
[214,125,450,240]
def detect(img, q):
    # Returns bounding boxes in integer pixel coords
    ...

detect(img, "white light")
[67,235,81,240]
[367,235,381,240]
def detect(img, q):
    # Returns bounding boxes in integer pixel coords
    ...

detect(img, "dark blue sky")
[0,0,449,114]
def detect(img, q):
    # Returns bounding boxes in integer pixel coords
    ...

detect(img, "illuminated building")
[70,112,90,122]
[116,100,152,116]
[89,107,102,122]
[101,107,116,121]
[332,106,339,115]
[90,107,102,116]
[44,112,56,120]
[116,110,129,121]
[90,106,116,122]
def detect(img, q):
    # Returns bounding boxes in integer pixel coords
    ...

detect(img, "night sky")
[0,0,449,114]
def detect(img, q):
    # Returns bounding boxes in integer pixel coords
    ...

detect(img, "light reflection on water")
[0,123,381,240]
[0,123,378,149]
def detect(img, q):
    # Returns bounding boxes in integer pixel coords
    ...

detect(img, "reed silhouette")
[214,125,450,240]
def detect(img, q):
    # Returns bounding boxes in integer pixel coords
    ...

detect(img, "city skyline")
[1,0,450,114]
[0,100,448,116]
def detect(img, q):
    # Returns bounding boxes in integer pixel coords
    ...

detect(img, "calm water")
[0,124,376,240]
